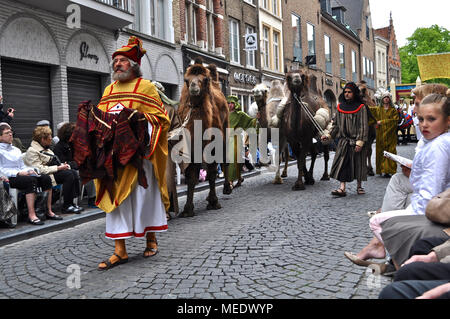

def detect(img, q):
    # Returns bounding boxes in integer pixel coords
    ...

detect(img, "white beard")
[112,68,135,82]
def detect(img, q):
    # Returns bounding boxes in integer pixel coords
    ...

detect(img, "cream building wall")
[259,0,284,86]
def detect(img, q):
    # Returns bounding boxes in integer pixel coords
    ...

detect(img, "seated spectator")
[24,126,83,214]
[379,236,450,299]
[367,84,450,218]
[52,121,68,145]
[36,120,55,150]
[0,123,61,225]
[345,93,450,269]
[0,96,15,125]
[54,122,96,208]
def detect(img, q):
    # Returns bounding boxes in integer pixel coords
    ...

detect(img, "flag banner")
[417,52,450,81]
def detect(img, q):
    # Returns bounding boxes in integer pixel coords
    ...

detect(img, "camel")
[280,69,331,190]
[303,74,331,182]
[177,60,231,217]
[252,81,289,183]
[358,81,377,176]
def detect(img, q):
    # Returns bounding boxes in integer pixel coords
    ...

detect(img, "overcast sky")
[369,0,450,47]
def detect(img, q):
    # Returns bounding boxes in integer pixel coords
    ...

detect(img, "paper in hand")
[383,151,413,167]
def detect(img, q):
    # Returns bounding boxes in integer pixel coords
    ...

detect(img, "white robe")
[105,159,167,239]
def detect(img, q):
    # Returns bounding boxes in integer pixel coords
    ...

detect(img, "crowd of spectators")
[0,102,97,226]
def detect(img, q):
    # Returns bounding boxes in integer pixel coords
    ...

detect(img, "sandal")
[28,218,44,225]
[357,187,366,195]
[143,239,159,258]
[98,253,128,271]
[331,188,347,197]
[344,252,373,267]
[234,177,244,188]
[46,214,63,220]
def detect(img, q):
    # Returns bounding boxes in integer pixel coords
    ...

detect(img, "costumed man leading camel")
[322,82,369,196]
[96,37,171,270]
[226,95,258,189]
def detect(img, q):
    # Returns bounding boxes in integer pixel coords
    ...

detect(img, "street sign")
[245,33,257,51]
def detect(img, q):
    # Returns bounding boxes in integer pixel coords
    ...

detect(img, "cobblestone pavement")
[0,144,416,299]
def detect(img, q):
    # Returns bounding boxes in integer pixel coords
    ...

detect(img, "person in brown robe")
[322,82,369,196]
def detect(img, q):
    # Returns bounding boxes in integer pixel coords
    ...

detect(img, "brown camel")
[281,69,331,190]
[302,74,331,182]
[358,81,377,176]
[177,60,231,217]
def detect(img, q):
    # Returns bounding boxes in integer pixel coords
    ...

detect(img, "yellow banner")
[417,53,450,81]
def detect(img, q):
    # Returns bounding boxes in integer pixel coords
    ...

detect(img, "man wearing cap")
[322,82,369,196]
[96,36,170,270]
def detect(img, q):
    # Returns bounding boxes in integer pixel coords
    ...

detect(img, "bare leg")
[143,232,158,258]
[46,190,56,216]
[26,193,38,221]
[356,237,386,260]
[98,239,129,269]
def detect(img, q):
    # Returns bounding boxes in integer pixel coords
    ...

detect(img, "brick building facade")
[178,0,229,94]
[225,0,260,112]
[375,14,402,86]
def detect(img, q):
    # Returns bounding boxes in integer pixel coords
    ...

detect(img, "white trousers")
[105,160,167,240]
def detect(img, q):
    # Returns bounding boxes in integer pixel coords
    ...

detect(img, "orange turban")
[112,36,146,65]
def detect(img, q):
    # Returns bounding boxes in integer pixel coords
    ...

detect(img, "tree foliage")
[400,25,450,86]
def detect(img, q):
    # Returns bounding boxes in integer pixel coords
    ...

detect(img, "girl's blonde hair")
[420,93,450,117]
[411,84,449,100]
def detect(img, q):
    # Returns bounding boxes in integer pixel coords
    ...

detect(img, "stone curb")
[0,161,298,247]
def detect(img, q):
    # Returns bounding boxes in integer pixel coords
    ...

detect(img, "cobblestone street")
[0,144,416,299]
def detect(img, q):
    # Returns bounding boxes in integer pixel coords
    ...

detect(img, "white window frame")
[339,43,345,78]
[261,0,268,10]
[245,25,256,68]
[262,26,270,69]
[324,34,332,74]
[292,14,302,62]
[229,19,240,64]
[206,0,215,51]
[307,23,316,56]
[272,0,279,16]
[352,50,357,73]
[273,31,280,72]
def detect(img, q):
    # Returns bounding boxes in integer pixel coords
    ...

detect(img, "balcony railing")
[96,0,130,12]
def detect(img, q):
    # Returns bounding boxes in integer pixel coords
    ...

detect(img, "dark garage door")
[1,59,52,147]
[67,70,102,123]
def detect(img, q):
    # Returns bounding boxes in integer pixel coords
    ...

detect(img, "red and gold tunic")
[95,78,171,213]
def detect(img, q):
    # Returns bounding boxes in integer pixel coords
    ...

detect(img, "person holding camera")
[0,96,15,125]
[24,126,83,214]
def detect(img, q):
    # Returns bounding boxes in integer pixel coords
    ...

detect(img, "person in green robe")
[226,96,258,188]
[370,92,399,177]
